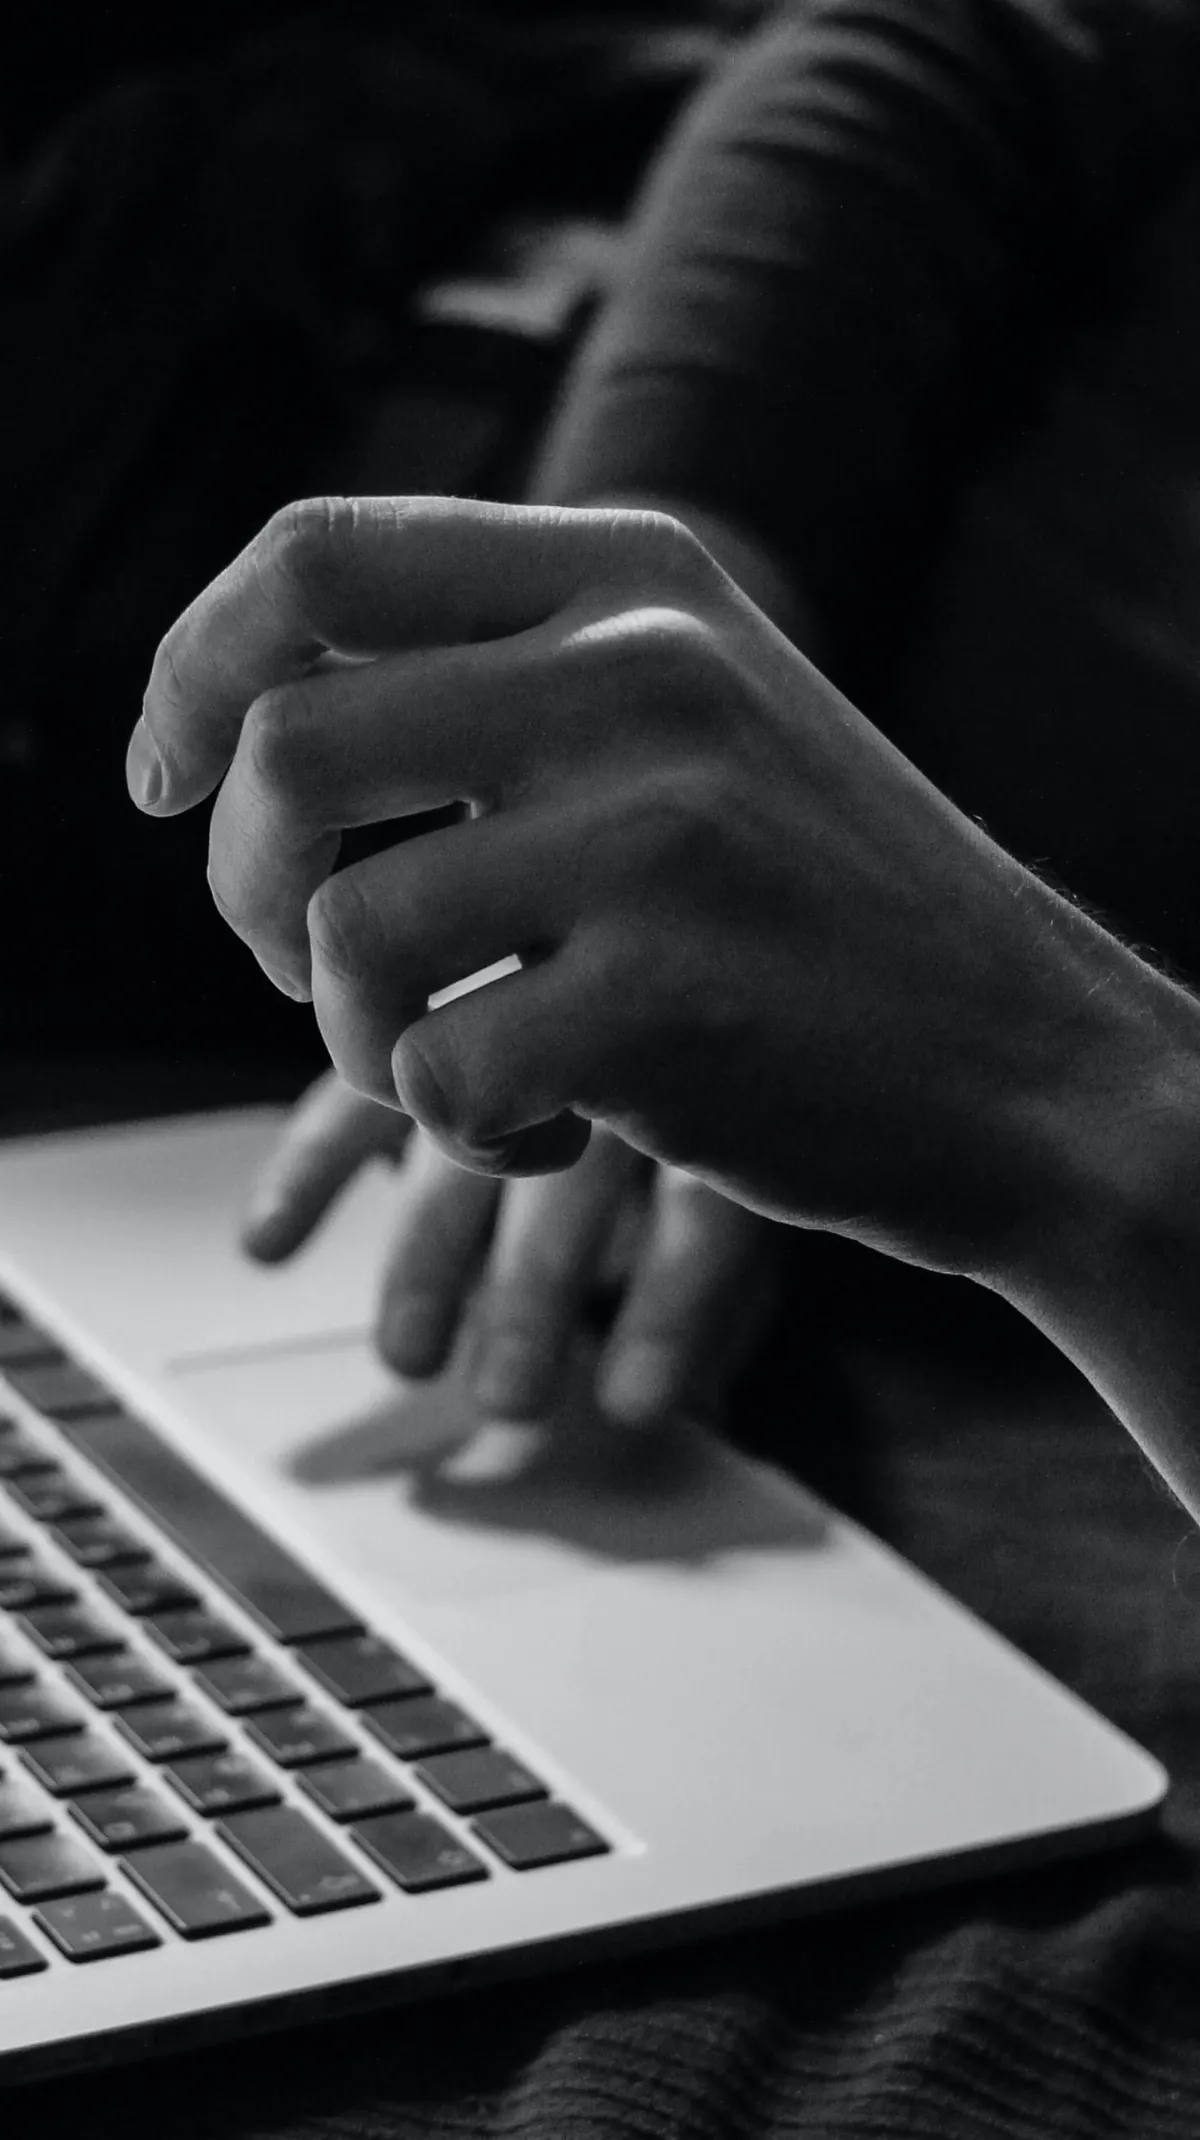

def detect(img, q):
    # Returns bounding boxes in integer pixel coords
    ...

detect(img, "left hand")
[244,1072,776,1428]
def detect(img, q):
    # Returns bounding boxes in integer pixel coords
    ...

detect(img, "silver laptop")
[0,1108,1165,2085]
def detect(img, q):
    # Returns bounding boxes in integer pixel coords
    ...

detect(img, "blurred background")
[0,0,768,1115]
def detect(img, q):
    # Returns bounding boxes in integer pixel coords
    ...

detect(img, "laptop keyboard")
[0,1295,608,1977]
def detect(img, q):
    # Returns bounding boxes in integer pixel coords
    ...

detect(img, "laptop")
[0,1107,1165,2085]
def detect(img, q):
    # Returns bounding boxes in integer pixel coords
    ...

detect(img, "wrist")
[988,924,1200,1517]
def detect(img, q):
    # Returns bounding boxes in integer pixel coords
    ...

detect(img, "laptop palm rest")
[168,1333,830,1614]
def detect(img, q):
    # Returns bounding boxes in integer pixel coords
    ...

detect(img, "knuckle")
[307,870,377,983]
[638,606,725,700]
[622,762,729,883]
[395,1026,506,1160]
[242,681,322,800]
[264,495,351,584]
[260,495,357,629]
[620,506,713,585]
[393,1026,459,1140]
[560,603,725,733]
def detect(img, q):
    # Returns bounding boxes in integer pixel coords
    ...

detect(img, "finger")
[374,1132,499,1379]
[384,946,604,1179]
[307,804,587,1105]
[470,1132,642,1421]
[241,1072,410,1263]
[205,629,578,997]
[133,495,689,819]
[598,1172,774,1428]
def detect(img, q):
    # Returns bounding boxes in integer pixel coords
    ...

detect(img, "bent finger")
[242,1071,410,1263]
[307,804,589,1110]
[599,1171,775,1428]
[206,631,580,998]
[374,1132,500,1379]
[471,1131,644,1421]
[135,495,693,818]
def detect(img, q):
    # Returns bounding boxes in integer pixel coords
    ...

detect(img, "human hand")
[128,495,1162,1288]
[245,1071,776,1428]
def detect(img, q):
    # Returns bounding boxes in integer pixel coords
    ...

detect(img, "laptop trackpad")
[168,1332,826,1608]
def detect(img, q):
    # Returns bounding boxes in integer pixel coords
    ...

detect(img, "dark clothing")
[540,0,1200,965]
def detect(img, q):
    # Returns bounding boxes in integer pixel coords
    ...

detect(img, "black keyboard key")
[0,1775,53,1839]
[16,1603,124,1661]
[4,1362,115,1419]
[297,1757,415,1824]
[0,1914,49,1976]
[6,1470,103,1524]
[0,1554,76,1610]
[70,1785,190,1853]
[353,1811,488,1893]
[414,1749,547,1815]
[64,1652,177,1710]
[242,1706,357,1769]
[141,1608,249,1666]
[364,1697,489,1761]
[123,1840,271,1939]
[0,1630,35,1686]
[192,1654,303,1716]
[471,1803,611,1871]
[35,1890,161,1962]
[0,1426,56,1478]
[0,1831,105,1901]
[295,1635,431,1708]
[217,1806,381,1917]
[164,1752,280,1817]
[0,1685,85,1743]
[113,1700,227,1763]
[21,1735,136,1797]
[61,1409,361,1644]
[49,1515,150,1570]
[97,1562,199,1615]
[0,1322,60,1368]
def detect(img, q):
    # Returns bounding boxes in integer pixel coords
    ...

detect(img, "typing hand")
[244,1072,775,1428]
[128,494,1145,1284]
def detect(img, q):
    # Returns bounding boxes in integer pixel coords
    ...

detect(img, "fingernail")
[253,950,312,1005]
[600,1343,678,1428]
[474,1336,549,1419]
[379,1298,448,1377]
[126,718,163,811]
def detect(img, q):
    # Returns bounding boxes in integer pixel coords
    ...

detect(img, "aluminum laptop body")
[0,1110,1165,2084]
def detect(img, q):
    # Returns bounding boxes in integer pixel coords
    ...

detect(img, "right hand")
[242,1072,778,1430]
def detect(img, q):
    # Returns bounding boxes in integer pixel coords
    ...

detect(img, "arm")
[534,0,1200,694]
[997,994,1200,1522]
[130,495,1200,1526]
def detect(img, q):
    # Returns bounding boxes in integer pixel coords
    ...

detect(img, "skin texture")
[130,495,1200,1522]
[239,496,797,1433]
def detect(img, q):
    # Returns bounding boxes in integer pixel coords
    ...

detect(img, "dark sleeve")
[533,0,1200,692]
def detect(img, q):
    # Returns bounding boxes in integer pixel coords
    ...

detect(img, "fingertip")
[240,1205,303,1262]
[377,1297,454,1380]
[598,1342,681,1430]
[126,718,164,812]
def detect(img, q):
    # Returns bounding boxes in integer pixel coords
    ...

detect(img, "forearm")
[986,917,1200,1525]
